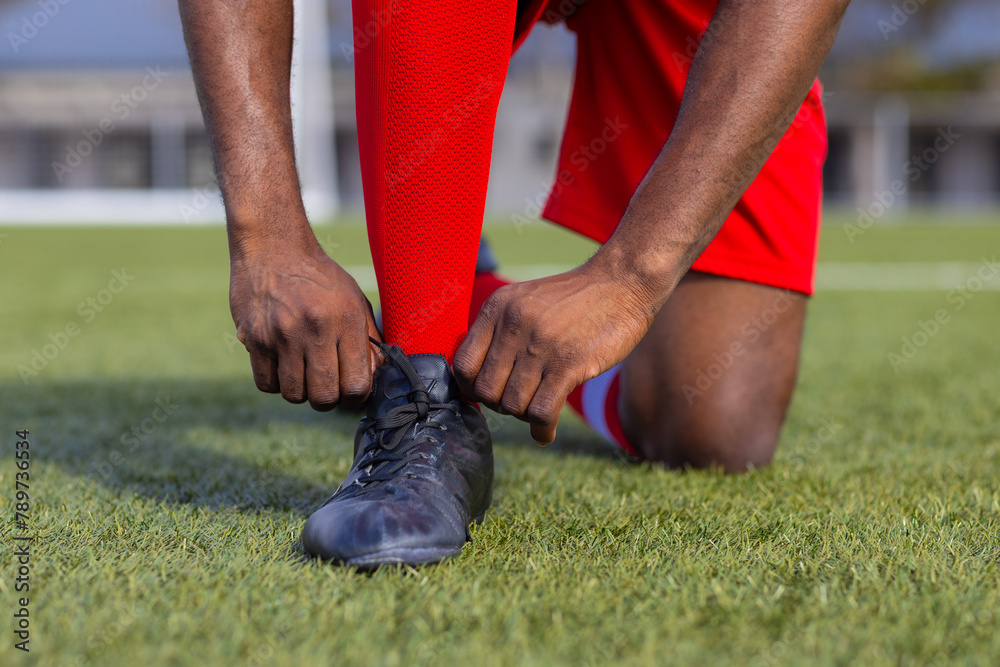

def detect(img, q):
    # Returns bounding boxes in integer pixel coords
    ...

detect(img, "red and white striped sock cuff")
[567,364,642,458]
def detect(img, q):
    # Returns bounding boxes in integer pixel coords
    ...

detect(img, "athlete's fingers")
[498,357,543,419]
[471,328,524,409]
[453,292,503,398]
[303,346,340,412]
[469,288,543,406]
[525,373,574,445]
[245,337,280,393]
[337,330,373,411]
[276,349,307,404]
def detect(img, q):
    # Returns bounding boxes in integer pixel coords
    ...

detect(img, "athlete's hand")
[229,242,382,411]
[453,262,658,444]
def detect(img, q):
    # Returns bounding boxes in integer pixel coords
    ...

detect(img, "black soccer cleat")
[301,339,494,568]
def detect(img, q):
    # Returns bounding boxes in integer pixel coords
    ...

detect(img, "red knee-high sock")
[353,0,515,360]
[469,271,642,457]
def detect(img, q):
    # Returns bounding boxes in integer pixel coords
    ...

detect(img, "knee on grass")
[628,408,781,473]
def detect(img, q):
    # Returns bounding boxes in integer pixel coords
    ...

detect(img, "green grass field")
[1,215,998,666]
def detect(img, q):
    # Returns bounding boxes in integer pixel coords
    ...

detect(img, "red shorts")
[514,0,827,295]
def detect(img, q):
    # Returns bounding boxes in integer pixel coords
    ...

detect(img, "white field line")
[815,262,1000,291]
[341,262,1000,293]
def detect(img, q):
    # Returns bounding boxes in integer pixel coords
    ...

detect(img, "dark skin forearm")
[179,0,313,259]
[455,0,850,443]
[590,0,851,308]
[179,0,380,410]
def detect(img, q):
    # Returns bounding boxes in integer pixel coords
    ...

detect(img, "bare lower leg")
[619,271,807,472]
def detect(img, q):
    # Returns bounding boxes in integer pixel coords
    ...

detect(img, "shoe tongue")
[367,353,460,420]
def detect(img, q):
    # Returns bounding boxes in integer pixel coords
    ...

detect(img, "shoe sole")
[344,545,464,570]
[336,512,487,570]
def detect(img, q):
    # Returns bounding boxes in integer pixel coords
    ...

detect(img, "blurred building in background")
[0,0,334,222]
[0,0,998,224]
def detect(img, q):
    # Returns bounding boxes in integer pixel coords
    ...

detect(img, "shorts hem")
[690,254,815,297]
[543,199,815,296]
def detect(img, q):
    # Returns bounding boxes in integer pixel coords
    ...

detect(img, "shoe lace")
[356,338,458,488]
